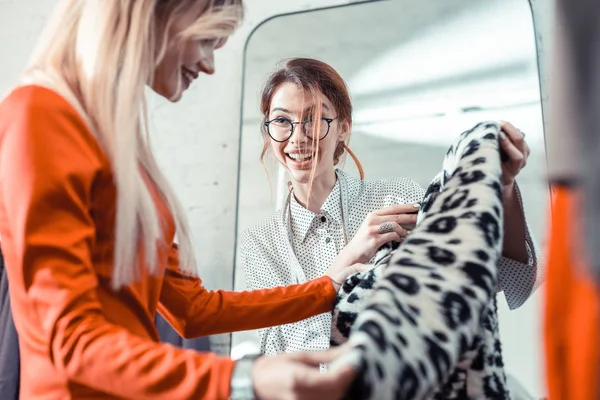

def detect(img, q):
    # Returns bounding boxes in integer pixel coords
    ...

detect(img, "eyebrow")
[270,104,330,115]
[271,107,291,113]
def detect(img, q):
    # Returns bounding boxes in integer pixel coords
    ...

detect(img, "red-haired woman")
[242,57,541,357]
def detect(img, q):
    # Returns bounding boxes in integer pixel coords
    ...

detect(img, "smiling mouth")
[181,68,196,87]
[286,152,314,166]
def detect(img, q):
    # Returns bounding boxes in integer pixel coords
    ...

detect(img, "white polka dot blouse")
[240,169,542,356]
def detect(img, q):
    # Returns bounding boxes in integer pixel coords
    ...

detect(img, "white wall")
[0,0,357,356]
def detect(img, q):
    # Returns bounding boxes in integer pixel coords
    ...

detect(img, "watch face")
[230,356,258,400]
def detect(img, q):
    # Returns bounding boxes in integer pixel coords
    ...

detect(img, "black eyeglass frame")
[264,117,338,142]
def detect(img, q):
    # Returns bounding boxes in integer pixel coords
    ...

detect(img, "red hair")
[259,58,364,199]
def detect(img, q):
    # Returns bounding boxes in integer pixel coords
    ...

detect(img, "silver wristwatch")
[229,354,260,400]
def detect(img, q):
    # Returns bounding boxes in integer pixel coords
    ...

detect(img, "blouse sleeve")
[496,182,544,309]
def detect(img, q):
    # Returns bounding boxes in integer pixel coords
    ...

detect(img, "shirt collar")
[289,178,343,243]
[321,180,343,226]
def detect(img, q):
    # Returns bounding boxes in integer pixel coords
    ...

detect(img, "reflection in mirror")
[234,0,547,396]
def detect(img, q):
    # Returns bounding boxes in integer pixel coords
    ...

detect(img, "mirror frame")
[223,0,554,357]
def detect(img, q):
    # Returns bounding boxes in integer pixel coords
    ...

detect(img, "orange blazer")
[0,85,336,399]
[545,186,599,400]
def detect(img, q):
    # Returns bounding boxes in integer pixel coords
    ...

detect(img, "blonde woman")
[0,1,358,399]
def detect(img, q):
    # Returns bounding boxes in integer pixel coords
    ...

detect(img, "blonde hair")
[20,0,243,289]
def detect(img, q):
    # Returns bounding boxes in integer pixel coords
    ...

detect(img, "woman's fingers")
[394,213,417,230]
[379,231,405,245]
[392,222,409,239]
[500,121,525,146]
[372,203,420,217]
[500,121,529,161]
[351,263,373,274]
[292,364,357,400]
[288,344,350,365]
[499,132,525,167]
[523,138,531,158]
[371,214,417,231]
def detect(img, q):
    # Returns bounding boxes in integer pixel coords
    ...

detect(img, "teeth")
[288,153,312,161]
[182,69,194,84]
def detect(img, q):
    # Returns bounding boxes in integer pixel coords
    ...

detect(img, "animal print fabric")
[330,121,509,400]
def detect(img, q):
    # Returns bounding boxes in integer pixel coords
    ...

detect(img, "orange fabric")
[0,85,337,399]
[544,186,600,400]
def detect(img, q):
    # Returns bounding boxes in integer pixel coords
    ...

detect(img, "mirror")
[233,0,548,396]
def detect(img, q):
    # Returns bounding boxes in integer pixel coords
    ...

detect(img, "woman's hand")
[499,121,531,189]
[498,121,531,263]
[323,204,419,290]
[326,262,370,291]
[253,346,357,400]
[336,203,419,267]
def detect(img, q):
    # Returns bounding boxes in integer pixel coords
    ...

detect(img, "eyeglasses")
[264,117,337,142]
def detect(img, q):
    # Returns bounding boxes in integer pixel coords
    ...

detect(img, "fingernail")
[499,131,506,140]
[413,203,421,208]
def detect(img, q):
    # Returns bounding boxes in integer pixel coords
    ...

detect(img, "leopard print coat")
[330,121,510,400]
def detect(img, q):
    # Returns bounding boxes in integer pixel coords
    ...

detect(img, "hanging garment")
[543,0,600,398]
[154,313,211,352]
[331,121,509,399]
[544,187,599,400]
[0,245,19,400]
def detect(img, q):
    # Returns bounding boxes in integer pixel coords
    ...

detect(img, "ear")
[338,120,351,143]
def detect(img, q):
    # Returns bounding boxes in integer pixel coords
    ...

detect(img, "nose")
[197,45,215,75]
[289,122,309,145]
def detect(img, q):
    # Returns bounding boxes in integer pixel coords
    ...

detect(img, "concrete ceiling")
[243,0,535,121]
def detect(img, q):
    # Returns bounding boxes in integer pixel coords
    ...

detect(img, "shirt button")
[320,216,326,223]
[325,237,331,244]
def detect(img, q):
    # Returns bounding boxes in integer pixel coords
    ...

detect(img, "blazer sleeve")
[0,87,236,399]
[157,243,337,339]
